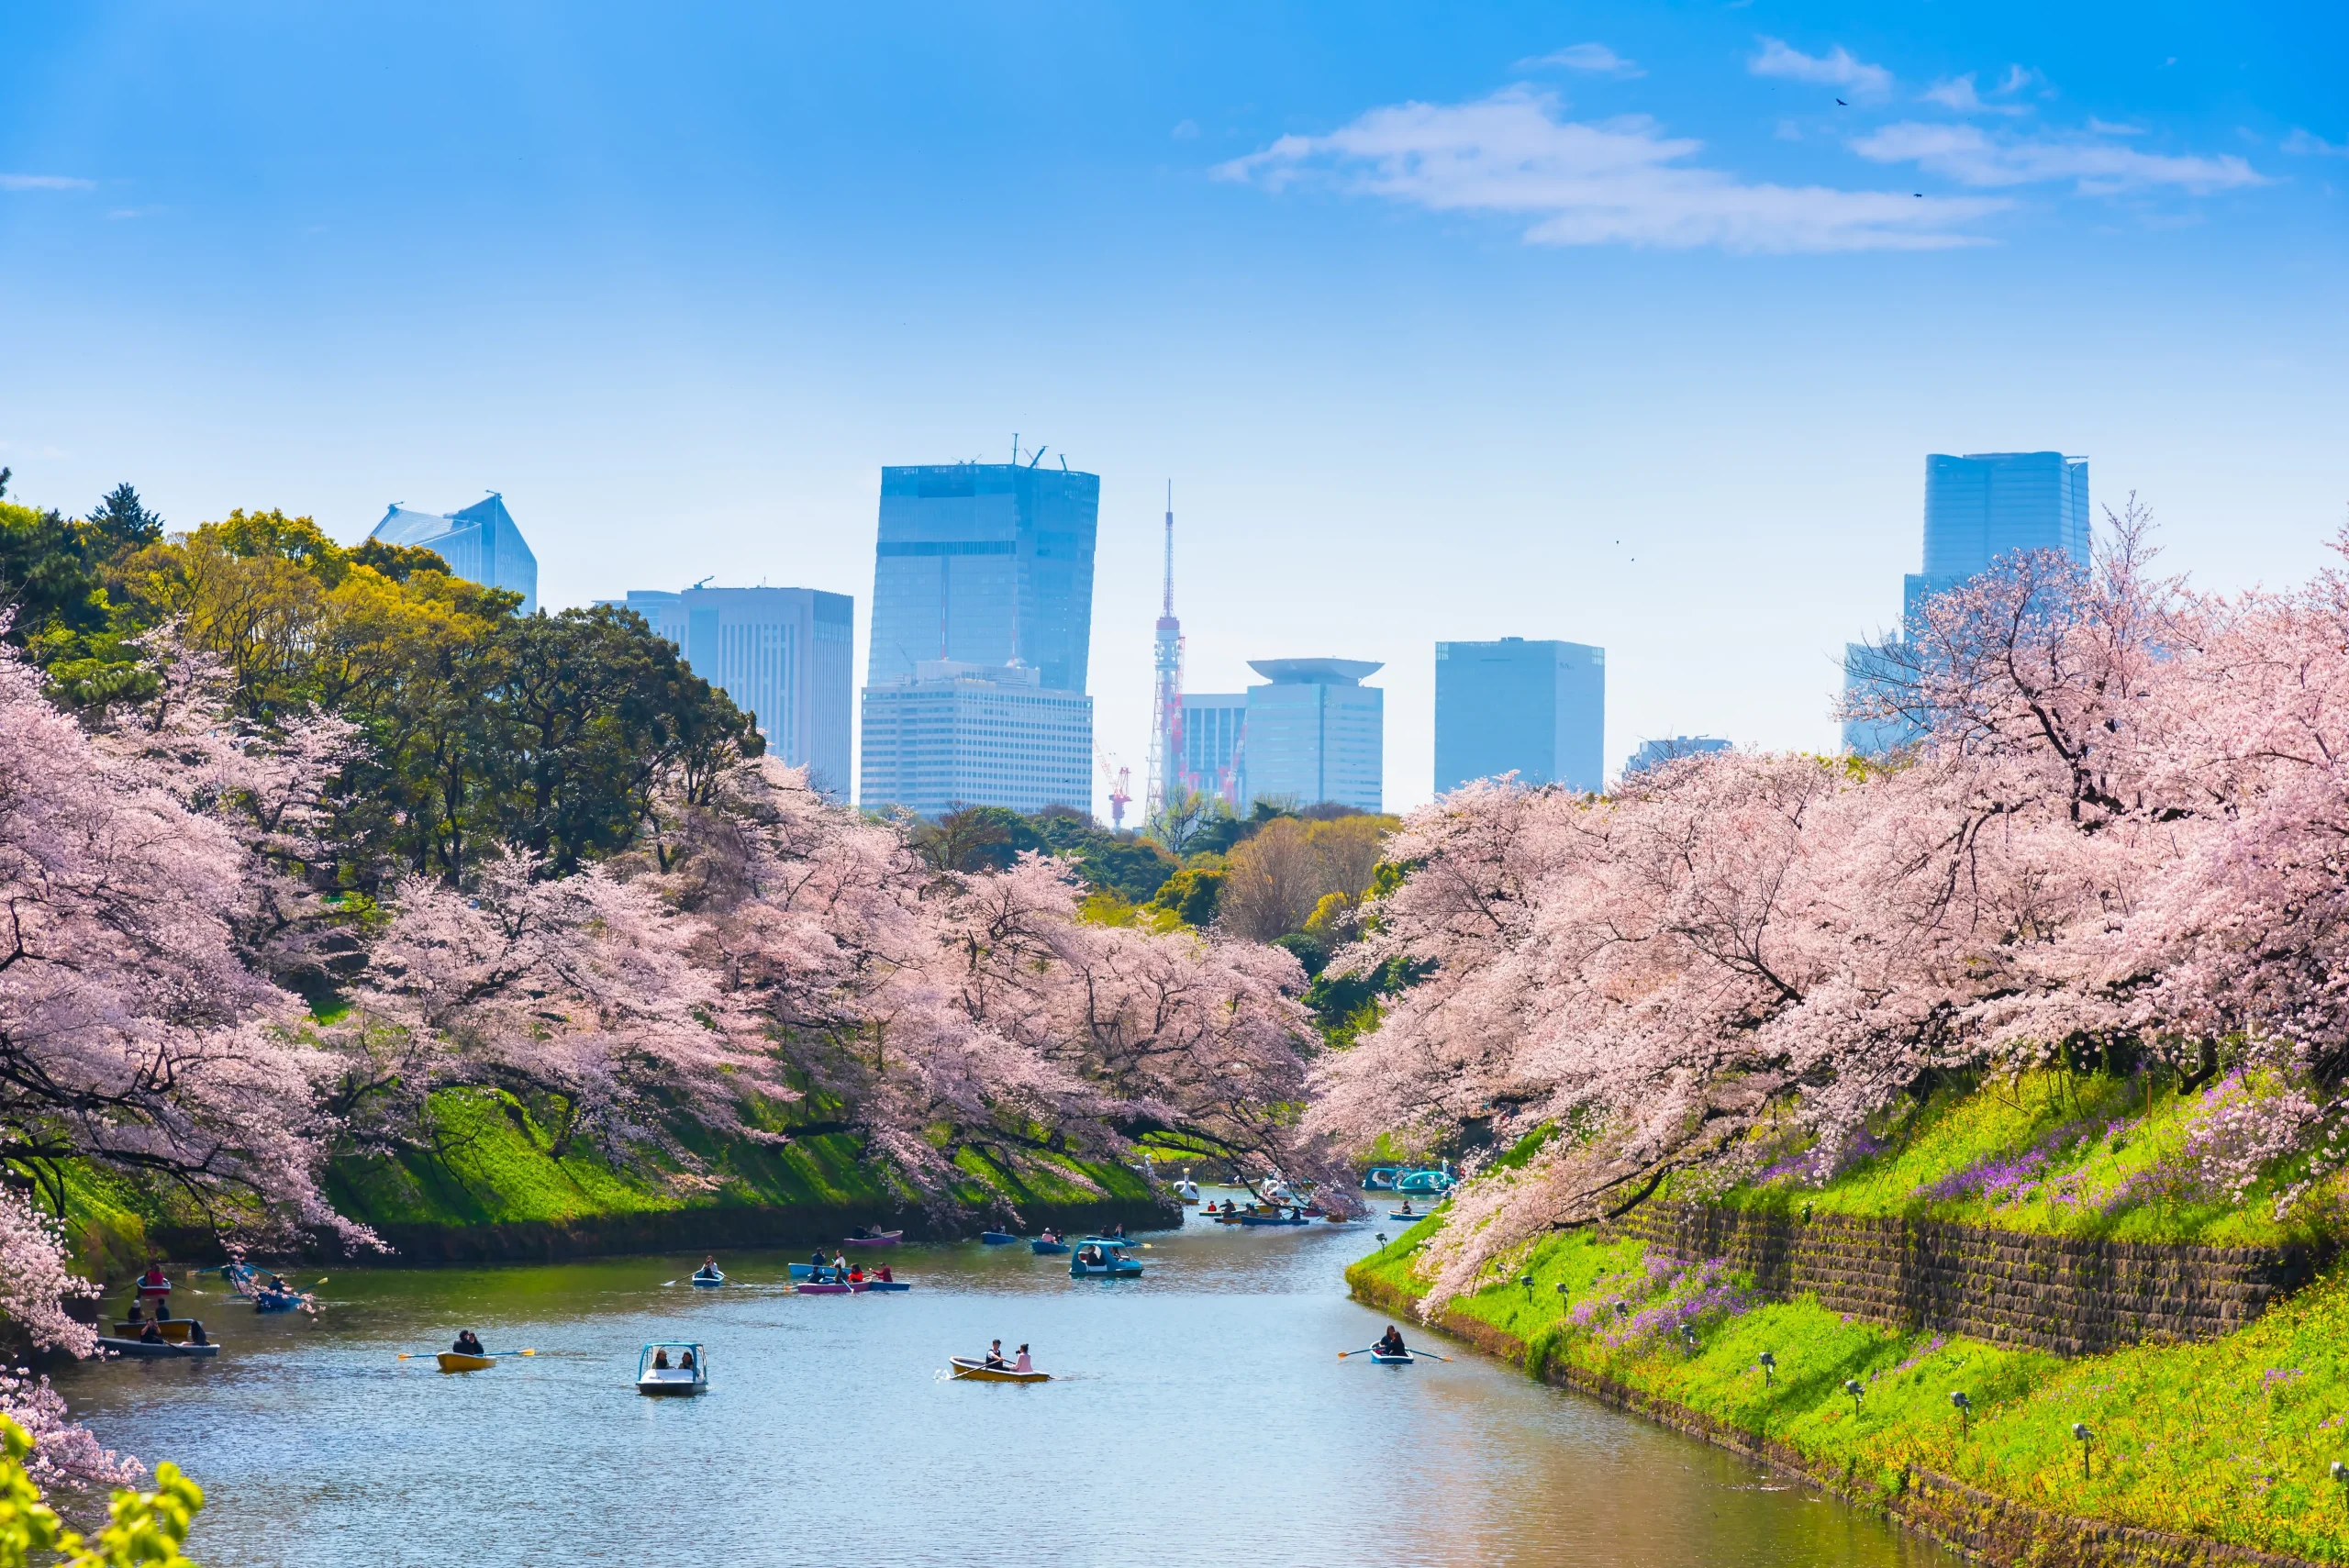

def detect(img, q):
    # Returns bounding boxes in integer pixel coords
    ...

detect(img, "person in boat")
[139,1321,165,1344]
[1039,1228,1058,1245]
[1075,1244,1100,1267]
[1013,1344,1032,1373]
[186,1321,209,1346]
[1108,1222,1126,1240]
[154,1296,172,1321]
[984,1340,1009,1370]
[1375,1325,1407,1357]
[652,1348,671,1369]
[124,1299,145,1326]
[847,1264,864,1284]
[678,1349,696,1371]
[1397,1199,1416,1217]
[876,1264,894,1284]
[809,1248,827,1270]
[139,1262,168,1293]
[697,1255,719,1277]
[831,1251,850,1279]
[452,1330,485,1356]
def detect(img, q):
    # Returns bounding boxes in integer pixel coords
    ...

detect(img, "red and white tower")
[1146,482,1186,817]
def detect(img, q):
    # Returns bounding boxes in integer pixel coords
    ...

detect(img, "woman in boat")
[138,1321,165,1344]
[1039,1228,1058,1246]
[678,1349,696,1371]
[1375,1325,1407,1357]
[123,1299,145,1326]
[846,1264,864,1284]
[876,1264,894,1284]
[984,1340,1008,1370]
[809,1248,827,1271]
[1013,1344,1032,1373]
[186,1321,209,1346]
[452,1330,485,1356]
[139,1262,168,1293]
[652,1348,671,1369]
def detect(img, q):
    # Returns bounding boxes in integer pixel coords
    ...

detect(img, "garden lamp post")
[1950,1390,1972,1435]
[1758,1350,1776,1387]
[1844,1379,1865,1418]
[2072,1423,2093,1480]
[2332,1459,2344,1510]
[1680,1323,1700,1356]
[1375,1233,1387,1247]
[1555,1281,1569,1322]
[1520,1273,1535,1298]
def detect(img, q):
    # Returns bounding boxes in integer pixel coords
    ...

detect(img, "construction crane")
[1097,751,1133,830]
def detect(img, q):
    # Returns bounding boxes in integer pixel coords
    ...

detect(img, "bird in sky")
[1836,97,1848,106]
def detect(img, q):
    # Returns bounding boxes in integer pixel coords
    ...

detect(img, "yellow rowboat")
[437,1351,496,1373]
[948,1357,1050,1384]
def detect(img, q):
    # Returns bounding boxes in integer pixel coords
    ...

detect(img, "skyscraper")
[1243,659,1382,812]
[599,585,854,798]
[865,462,1099,695]
[859,661,1092,817]
[1179,692,1248,809]
[368,494,539,612]
[1842,451,2090,754]
[1433,638,1605,796]
[859,456,1099,816]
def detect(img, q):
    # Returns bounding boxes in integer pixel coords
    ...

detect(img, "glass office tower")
[865,463,1099,696]
[368,494,539,613]
[859,662,1093,817]
[1243,658,1383,812]
[1179,692,1248,808]
[1623,735,1730,777]
[1842,451,2089,754]
[1433,638,1605,795]
[597,585,855,799]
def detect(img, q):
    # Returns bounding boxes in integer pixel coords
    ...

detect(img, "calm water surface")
[62,1196,1954,1567]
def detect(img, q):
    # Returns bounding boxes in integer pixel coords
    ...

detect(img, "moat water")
[60,1196,1954,1566]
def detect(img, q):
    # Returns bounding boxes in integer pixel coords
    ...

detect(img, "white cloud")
[1853,121,2266,195]
[2283,128,2349,158]
[1920,74,2030,117]
[0,173,94,192]
[1749,39,1893,99]
[1521,42,1642,77]
[1215,88,2001,252]
[1172,118,1200,140]
[2086,117,2146,137]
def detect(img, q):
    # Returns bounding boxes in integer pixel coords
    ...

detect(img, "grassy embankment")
[54,1086,1161,1277]
[1352,1072,2349,1563]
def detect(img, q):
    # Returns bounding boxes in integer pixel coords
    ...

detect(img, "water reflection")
[60,1196,1952,1567]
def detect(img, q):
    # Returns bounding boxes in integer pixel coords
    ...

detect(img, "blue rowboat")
[253,1290,302,1313]
[979,1231,1018,1245]
[863,1280,911,1292]
[1370,1350,1415,1365]
[690,1269,725,1288]
[1030,1239,1070,1254]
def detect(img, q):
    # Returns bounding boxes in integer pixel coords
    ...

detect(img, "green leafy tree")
[0,1417,202,1568]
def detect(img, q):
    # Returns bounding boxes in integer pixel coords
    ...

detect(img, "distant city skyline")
[368,495,538,614]
[1434,638,1606,796]
[9,6,2342,817]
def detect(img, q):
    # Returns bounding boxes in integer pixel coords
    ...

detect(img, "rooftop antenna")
[1012,432,1019,466]
[692,575,714,590]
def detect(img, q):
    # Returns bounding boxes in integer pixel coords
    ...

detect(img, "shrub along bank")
[1353,1192,2349,1558]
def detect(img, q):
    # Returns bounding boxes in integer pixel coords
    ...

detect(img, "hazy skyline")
[5,2,2343,814]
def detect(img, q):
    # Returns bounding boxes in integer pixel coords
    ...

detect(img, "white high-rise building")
[860,661,1092,817]
[598,584,854,799]
[1242,658,1383,813]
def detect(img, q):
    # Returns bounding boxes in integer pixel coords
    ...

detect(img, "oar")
[1336,1346,1381,1359]
[395,1348,535,1360]
[1408,1348,1453,1362]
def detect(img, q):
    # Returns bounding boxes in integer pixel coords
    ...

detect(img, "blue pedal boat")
[1069,1240,1143,1279]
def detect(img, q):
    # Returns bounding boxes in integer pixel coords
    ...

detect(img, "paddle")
[1336,1346,1380,1359]
[1407,1348,1453,1362]
[395,1348,536,1360]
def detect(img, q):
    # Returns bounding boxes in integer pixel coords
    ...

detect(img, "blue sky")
[4,2,2343,812]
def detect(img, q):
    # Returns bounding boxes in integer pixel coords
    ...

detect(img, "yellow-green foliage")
[1357,1216,2349,1562]
[0,1417,202,1568]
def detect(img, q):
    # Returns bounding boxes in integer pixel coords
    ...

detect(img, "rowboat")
[253,1290,302,1313]
[1369,1351,1415,1365]
[841,1230,902,1247]
[795,1282,852,1295]
[978,1231,1018,1245]
[948,1356,1050,1384]
[1387,1208,1428,1222]
[134,1275,172,1300]
[436,1351,496,1373]
[97,1337,217,1360]
[637,1341,707,1396]
[1030,1238,1069,1254]
[114,1320,193,1343]
[690,1269,725,1288]
[863,1280,911,1292]
[1239,1214,1308,1227]
[1070,1240,1142,1279]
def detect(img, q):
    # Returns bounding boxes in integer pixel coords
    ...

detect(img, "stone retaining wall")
[1611,1201,2331,1356]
